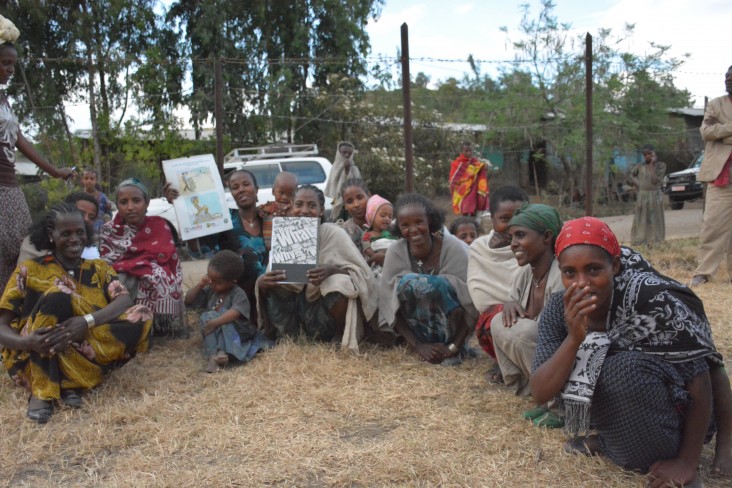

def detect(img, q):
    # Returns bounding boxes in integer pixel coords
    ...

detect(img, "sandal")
[522,405,549,421]
[27,396,53,424]
[532,411,565,429]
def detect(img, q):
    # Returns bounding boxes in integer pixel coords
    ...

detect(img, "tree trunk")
[87,47,103,178]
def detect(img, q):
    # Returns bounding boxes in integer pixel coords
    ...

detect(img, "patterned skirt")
[0,185,32,291]
[396,273,461,344]
[589,351,714,472]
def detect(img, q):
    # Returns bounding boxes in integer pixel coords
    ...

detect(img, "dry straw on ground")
[1,239,731,487]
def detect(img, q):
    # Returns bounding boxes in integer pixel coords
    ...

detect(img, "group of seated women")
[1,172,731,487]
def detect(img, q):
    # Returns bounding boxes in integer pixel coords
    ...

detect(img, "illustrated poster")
[162,154,233,241]
[270,216,320,283]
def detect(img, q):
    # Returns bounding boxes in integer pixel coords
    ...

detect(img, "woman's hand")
[259,270,286,289]
[307,265,340,287]
[563,282,596,345]
[163,182,179,203]
[22,327,57,355]
[415,343,445,364]
[502,301,527,327]
[43,317,89,354]
[647,458,697,488]
[56,167,77,181]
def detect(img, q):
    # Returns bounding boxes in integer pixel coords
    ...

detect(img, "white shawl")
[467,230,524,313]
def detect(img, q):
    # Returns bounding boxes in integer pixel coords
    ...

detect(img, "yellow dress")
[0,256,152,400]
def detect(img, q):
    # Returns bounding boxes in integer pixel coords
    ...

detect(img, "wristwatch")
[447,343,459,354]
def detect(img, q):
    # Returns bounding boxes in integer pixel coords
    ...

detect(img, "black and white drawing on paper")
[271,216,319,266]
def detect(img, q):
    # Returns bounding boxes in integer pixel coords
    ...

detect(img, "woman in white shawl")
[325,142,361,222]
[256,185,375,350]
[379,194,477,364]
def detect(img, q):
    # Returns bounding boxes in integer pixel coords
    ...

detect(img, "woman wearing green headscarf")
[490,204,564,422]
[99,178,186,338]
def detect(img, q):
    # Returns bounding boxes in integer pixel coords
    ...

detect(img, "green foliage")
[20,178,73,223]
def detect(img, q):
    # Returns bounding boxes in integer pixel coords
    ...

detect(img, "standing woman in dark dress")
[0,16,75,290]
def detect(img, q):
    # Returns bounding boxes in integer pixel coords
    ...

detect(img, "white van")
[147,144,333,240]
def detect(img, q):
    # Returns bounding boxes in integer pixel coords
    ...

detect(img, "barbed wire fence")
[14,51,719,201]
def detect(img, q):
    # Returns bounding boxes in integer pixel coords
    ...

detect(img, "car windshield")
[691,153,703,169]
[281,160,327,185]
[245,164,280,189]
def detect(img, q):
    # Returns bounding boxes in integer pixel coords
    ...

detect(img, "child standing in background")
[258,171,298,250]
[449,216,483,246]
[362,194,397,277]
[185,250,273,373]
[81,169,113,233]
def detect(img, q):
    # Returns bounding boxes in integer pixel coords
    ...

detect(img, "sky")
[365,0,732,106]
[60,0,732,131]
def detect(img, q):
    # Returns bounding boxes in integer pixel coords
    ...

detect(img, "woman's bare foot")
[486,364,504,385]
[712,449,732,476]
[215,350,229,367]
[205,356,220,373]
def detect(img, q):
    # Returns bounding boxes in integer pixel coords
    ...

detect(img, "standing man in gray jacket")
[691,65,732,286]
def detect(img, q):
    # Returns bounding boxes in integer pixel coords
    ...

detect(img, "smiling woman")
[256,185,375,350]
[490,203,564,406]
[0,15,75,292]
[0,203,152,423]
[379,193,477,365]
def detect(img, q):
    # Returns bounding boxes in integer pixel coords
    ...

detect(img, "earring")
[49,238,54,243]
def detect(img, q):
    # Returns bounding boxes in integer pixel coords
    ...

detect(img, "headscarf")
[0,15,19,44]
[365,194,392,228]
[116,177,149,202]
[507,203,562,238]
[555,216,621,258]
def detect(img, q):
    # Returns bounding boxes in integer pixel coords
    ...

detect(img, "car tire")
[669,200,684,210]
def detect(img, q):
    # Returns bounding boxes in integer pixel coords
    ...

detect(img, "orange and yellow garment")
[449,155,489,215]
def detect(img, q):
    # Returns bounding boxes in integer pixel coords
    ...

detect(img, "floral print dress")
[0,256,153,401]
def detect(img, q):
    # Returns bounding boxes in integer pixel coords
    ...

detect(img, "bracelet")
[448,343,459,354]
[83,314,96,328]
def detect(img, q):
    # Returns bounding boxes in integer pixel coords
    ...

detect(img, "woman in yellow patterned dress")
[0,203,152,423]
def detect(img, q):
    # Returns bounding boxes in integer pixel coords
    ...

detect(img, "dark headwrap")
[508,203,562,238]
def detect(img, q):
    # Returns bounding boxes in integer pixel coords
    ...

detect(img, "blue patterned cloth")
[228,208,267,279]
[396,273,461,344]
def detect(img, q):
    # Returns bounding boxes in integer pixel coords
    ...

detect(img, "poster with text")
[162,154,233,241]
[270,216,320,283]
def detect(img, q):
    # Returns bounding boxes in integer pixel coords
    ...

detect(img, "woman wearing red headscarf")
[531,217,732,486]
